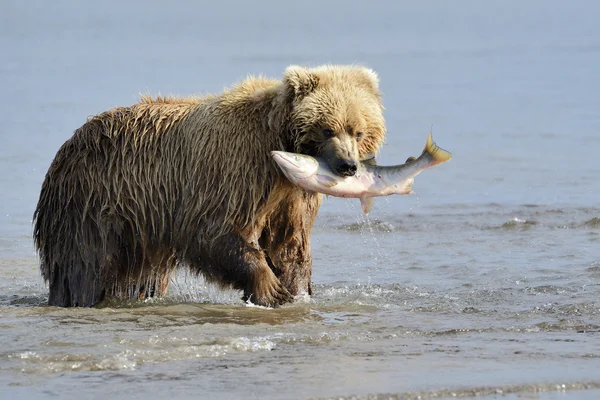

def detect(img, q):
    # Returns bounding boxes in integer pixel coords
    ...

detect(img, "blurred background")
[2,0,599,233]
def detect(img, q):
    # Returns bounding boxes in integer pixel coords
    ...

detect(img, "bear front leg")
[194,232,293,307]
[266,232,313,297]
[261,192,321,297]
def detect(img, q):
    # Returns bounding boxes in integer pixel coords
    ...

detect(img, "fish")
[271,133,452,214]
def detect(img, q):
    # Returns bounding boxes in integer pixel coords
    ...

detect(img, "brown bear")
[33,65,387,307]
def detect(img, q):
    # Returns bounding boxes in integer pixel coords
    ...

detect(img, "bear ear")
[283,65,320,98]
[357,67,380,92]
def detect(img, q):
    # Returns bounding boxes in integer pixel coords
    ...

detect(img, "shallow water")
[1,1,600,399]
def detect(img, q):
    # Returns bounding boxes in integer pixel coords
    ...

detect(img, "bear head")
[275,65,386,177]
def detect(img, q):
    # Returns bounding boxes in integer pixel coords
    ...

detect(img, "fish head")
[271,151,319,182]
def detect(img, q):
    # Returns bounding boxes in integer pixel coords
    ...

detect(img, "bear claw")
[244,274,293,308]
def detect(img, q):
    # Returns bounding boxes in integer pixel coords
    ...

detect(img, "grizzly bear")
[33,65,386,307]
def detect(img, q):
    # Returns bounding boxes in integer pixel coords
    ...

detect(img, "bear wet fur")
[33,65,387,307]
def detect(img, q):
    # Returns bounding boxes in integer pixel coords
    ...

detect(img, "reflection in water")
[2,201,600,398]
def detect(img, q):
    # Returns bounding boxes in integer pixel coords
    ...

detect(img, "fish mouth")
[271,151,301,169]
[271,151,318,181]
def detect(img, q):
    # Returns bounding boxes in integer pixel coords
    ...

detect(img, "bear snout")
[335,159,357,177]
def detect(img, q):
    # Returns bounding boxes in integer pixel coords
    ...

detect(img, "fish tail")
[424,132,452,165]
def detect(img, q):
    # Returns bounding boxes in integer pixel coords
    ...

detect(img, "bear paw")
[244,273,293,308]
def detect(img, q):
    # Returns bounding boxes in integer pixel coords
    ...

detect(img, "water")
[1,1,599,399]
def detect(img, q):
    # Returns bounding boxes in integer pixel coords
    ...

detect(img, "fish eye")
[322,128,335,138]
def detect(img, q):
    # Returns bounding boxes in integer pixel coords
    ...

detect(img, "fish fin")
[316,174,339,188]
[424,132,452,165]
[395,178,414,194]
[360,196,375,215]
[361,152,377,166]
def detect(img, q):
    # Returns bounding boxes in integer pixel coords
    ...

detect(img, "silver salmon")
[271,133,452,214]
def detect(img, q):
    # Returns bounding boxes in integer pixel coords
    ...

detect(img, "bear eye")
[322,128,335,138]
[356,131,364,140]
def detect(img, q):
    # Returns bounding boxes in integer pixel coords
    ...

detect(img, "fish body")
[271,133,452,214]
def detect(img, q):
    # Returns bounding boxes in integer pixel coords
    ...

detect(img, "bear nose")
[336,159,357,177]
